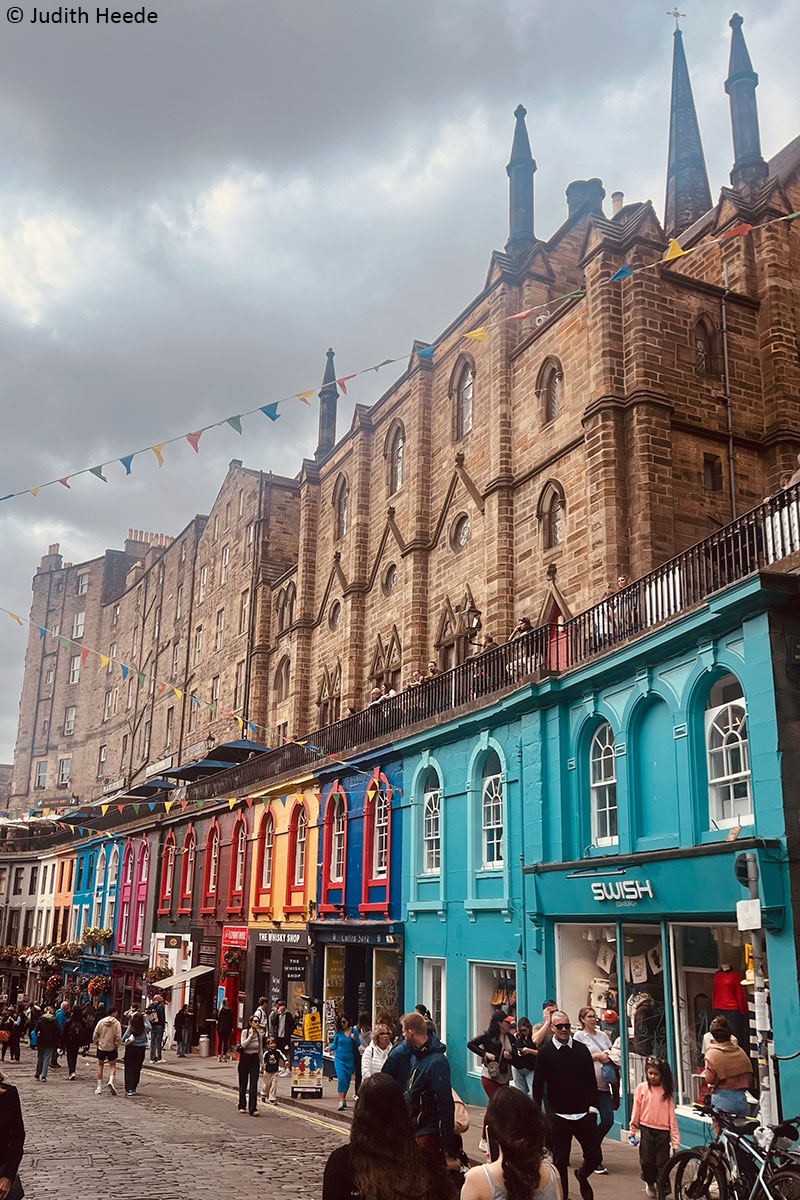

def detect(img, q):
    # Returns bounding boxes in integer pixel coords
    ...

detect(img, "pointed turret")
[725,13,768,192]
[664,25,712,236]
[505,104,536,256]
[315,348,338,462]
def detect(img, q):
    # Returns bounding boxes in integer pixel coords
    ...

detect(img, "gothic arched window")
[275,656,291,703]
[386,423,405,495]
[455,364,474,439]
[537,358,563,423]
[333,475,349,540]
[589,723,618,847]
[695,319,715,375]
[537,480,566,550]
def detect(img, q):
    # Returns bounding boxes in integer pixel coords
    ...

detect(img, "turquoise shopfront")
[525,838,799,1135]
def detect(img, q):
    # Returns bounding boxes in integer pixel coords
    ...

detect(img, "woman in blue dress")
[329,1014,360,1111]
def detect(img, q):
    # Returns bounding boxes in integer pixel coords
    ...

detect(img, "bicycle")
[657,1104,800,1199]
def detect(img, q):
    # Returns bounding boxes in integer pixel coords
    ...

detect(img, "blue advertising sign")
[291,1038,324,1098]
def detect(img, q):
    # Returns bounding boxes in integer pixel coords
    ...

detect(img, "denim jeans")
[511,1066,535,1095]
[36,1046,54,1079]
[150,1025,164,1061]
[594,1089,615,1155]
[712,1088,751,1115]
[177,1027,191,1057]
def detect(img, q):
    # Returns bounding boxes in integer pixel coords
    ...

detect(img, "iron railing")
[187,482,800,801]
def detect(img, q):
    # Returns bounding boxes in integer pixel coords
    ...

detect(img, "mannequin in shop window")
[712,962,748,1047]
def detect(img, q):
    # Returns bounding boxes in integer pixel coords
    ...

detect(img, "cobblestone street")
[3,1048,346,1200]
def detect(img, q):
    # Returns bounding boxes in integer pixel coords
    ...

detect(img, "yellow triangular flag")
[8,613,23,626]
[173,687,183,699]
[164,800,173,813]
[464,325,488,342]
[101,804,109,816]
[151,444,166,468]
[99,655,110,672]
[235,714,244,730]
[297,391,314,405]
[664,237,687,262]
[42,808,51,818]
[30,487,40,497]
[228,797,237,810]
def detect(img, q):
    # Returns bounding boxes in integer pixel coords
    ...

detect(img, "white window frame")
[261,814,274,890]
[176,585,183,620]
[103,691,112,723]
[58,757,71,786]
[480,767,504,869]
[172,642,180,679]
[590,723,618,847]
[706,697,753,829]
[216,608,225,651]
[372,790,389,880]
[199,565,207,601]
[97,743,107,780]
[35,761,47,789]
[72,611,85,639]
[294,809,307,886]
[220,544,230,585]
[418,957,447,1045]
[106,847,119,933]
[93,848,106,926]
[163,841,175,899]
[422,786,441,875]
[64,705,76,736]
[239,590,250,635]
[69,655,81,685]
[330,795,345,883]
[77,572,89,595]
[208,830,219,894]
[234,822,246,892]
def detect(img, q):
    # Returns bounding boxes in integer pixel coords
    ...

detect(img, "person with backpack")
[33,1007,60,1081]
[398,1010,455,1175]
[63,1006,88,1079]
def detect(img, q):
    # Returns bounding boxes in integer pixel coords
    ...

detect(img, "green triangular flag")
[132,803,140,815]
[138,671,146,688]
[226,415,242,434]
[196,798,204,810]
[58,635,69,651]
[780,210,800,221]
[89,465,107,482]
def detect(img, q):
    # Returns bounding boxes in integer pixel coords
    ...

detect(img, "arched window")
[372,787,389,880]
[319,662,342,726]
[454,360,474,440]
[386,423,405,494]
[695,319,715,375]
[481,751,504,869]
[333,475,349,540]
[330,793,346,883]
[202,822,220,911]
[538,358,563,423]
[705,674,752,828]
[123,845,133,886]
[590,723,618,846]
[118,843,134,948]
[285,582,296,627]
[275,657,291,703]
[259,811,274,893]
[179,828,195,913]
[105,845,119,936]
[132,840,150,952]
[293,807,307,886]
[422,771,441,875]
[92,847,106,927]
[537,480,565,551]
[276,590,286,633]
[159,832,176,912]
[227,817,247,910]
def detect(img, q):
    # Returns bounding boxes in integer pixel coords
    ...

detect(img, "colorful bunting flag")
[196,798,204,810]
[8,613,23,626]
[119,454,134,475]
[164,800,174,813]
[186,430,203,453]
[58,635,69,651]
[226,416,242,434]
[508,308,533,320]
[228,797,237,810]
[89,466,108,482]
[99,655,110,671]
[137,671,147,688]
[101,804,109,816]
[608,264,634,282]
[373,357,397,369]
[151,444,166,468]
[297,392,314,405]
[464,326,488,342]
[30,486,40,498]
[58,477,71,488]
[336,375,356,394]
[664,238,686,262]
[173,687,183,699]
[722,223,753,239]
[120,665,129,681]
[37,626,47,639]
[80,647,90,666]
[157,681,165,697]
[780,211,800,222]
[0,494,15,502]
[245,796,254,808]
[148,802,156,812]
[261,404,280,421]
[132,803,140,815]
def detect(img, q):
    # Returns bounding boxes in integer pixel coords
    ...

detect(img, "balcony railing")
[187,482,800,802]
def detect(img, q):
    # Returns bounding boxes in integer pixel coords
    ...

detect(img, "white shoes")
[108,1078,117,1095]
[645,1186,657,1198]
[95,1083,102,1094]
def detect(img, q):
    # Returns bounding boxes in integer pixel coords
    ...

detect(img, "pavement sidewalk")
[143,1049,649,1197]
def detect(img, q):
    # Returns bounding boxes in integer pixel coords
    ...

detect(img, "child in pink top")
[629,1057,680,1199]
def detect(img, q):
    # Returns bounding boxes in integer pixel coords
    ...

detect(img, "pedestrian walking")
[629,1057,679,1199]
[574,1006,616,1174]
[216,998,233,1061]
[329,1014,360,1111]
[63,1006,88,1079]
[704,1015,753,1117]
[361,1024,392,1080]
[122,1010,150,1097]
[398,1010,455,1174]
[462,1085,563,1199]
[532,1010,601,1200]
[33,1007,60,1082]
[0,1011,13,1063]
[0,1067,25,1200]
[174,1004,192,1058]
[510,1016,537,1096]
[268,1000,296,1062]
[260,1036,286,1105]
[147,994,166,1062]
[467,1012,516,1154]
[236,1015,262,1116]
[52,999,69,1069]
[252,995,270,1037]
[322,1073,451,1200]
[93,1006,122,1095]
[356,1011,373,1053]
[9,1008,25,1064]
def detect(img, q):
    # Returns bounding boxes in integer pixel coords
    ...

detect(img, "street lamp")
[205,734,215,753]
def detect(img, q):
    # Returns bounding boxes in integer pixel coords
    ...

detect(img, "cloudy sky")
[0,0,797,763]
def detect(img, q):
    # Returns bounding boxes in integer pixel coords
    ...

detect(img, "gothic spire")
[315,348,339,462]
[725,13,768,192]
[664,25,712,237]
[505,104,536,256]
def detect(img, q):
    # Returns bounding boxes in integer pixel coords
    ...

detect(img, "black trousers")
[639,1124,671,1185]
[65,1043,80,1075]
[549,1112,602,1198]
[124,1044,146,1094]
[238,1052,260,1114]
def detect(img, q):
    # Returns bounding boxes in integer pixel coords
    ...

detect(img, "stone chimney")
[566,179,606,219]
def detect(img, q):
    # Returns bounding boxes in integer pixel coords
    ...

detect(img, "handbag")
[0,1031,9,1044]
[452,1088,470,1134]
[601,1061,619,1085]
[485,1059,500,1080]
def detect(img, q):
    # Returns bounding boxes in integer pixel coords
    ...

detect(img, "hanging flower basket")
[87,976,108,998]
[144,965,172,983]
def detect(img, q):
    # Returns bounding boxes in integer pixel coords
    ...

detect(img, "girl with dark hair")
[704,1015,753,1117]
[0,1067,25,1200]
[122,1009,151,1097]
[322,1073,449,1200]
[629,1057,679,1199]
[461,1086,561,1199]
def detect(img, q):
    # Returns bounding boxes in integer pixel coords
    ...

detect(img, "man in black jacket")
[533,1010,601,1200]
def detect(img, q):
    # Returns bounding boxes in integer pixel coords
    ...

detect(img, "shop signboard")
[284,953,306,982]
[303,1010,322,1041]
[254,928,310,949]
[221,926,249,950]
[290,1039,323,1098]
[198,942,217,965]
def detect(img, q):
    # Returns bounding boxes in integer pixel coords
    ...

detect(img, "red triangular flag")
[117,804,125,813]
[245,795,254,808]
[186,430,203,453]
[59,477,71,488]
[336,374,356,395]
[722,223,753,239]
[181,800,188,810]
[157,681,165,696]
[80,647,90,666]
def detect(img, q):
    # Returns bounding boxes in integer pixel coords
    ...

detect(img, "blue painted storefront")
[398,573,800,1128]
[65,837,122,1003]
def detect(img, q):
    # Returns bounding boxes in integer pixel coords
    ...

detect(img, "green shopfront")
[526,839,799,1135]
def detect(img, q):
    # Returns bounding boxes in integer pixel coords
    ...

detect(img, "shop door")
[373,948,400,1025]
[345,947,368,1023]
[620,924,667,1104]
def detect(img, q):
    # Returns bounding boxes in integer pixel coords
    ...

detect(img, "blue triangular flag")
[608,264,634,282]
[120,665,129,681]
[247,721,257,734]
[260,404,280,422]
[148,802,156,812]
[37,625,47,639]
[279,795,286,806]
[192,694,201,707]
[418,344,438,361]
[0,494,15,502]
[119,454,134,475]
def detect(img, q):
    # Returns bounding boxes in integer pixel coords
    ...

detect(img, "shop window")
[228,817,247,910]
[159,832,176,913]
[589,723,618,847]
[178,828,195,913]
[480,751,504,869]
[421,772,441,875]
[469,963,517,1071]
[202,822,220,912]
[705,674,753,829]
[324,945,346,1037]
[374,946,401,1027]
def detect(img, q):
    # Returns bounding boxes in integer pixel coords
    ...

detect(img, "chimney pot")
[611,191,624,215]
[566,178,606,219]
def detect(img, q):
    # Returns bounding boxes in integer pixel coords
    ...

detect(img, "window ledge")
[464,898,512,923]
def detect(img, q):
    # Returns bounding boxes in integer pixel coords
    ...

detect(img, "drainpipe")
[721,264,737,521]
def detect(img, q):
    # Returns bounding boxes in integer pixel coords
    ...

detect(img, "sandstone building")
[9,14,800,814]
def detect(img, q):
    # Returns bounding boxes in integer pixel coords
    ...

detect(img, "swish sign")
[591,879,654,904]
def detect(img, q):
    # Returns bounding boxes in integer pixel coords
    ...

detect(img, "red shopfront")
[220,925,249,1040]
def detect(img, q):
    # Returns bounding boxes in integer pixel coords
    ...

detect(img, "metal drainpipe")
[721,263,737,521]
[243,471,269,729]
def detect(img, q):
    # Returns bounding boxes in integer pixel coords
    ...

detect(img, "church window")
[695,319,715,375]
[275,656,291,703]
[333,475,349,540]
[387,424,405,494]
[382,563,397,597]
[537,358,563,423]
[455,364,474,439]
[450,513,470,553]
[538,480,565,551]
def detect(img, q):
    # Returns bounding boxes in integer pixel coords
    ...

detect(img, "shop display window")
[324,945,345,1041]
[373,947,400,1024]
[419,958,446,1042]
[469,962,516,1071]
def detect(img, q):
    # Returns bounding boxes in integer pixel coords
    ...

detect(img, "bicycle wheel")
[770,1168,800,1199]
[659,1148,729,1200]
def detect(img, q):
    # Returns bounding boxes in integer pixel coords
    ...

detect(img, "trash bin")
[198,1034,210,1058]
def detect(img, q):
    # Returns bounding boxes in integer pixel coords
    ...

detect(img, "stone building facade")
[9,14,800,813]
